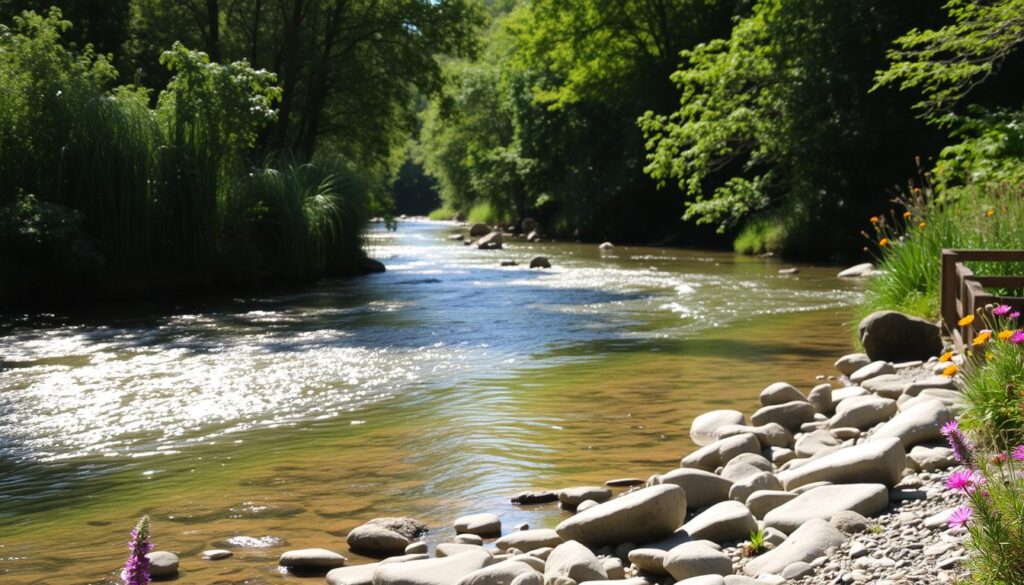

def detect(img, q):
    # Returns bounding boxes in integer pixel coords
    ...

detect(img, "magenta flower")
[940,420,974,467]
[948,506,973,529]
[121,516,152,585]
[1012,312,1022,320]
[993,304,1013,316]
[1012,331,1024,345]
[1013,445,1024,461]
[946,469,983,492]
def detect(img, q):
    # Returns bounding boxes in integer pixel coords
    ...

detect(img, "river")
[0,220,862,584]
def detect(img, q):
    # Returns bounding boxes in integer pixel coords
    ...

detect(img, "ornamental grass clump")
[121,516,152,585]
[939,309,1024,584]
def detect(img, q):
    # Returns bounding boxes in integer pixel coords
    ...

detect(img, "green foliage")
[427,206,459,221]
[733,212,794,256]
[641,0,942,256]
[961,329,1024,442]
[860,184,1024,321]
[743,528,767,557]
[0,10,369,305]
[874,0,1024,123]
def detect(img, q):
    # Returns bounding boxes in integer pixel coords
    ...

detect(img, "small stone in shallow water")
[202,549,232,560]
[146,551,179,577]
[511,491,558,505]
[279,548,347,570]
[605,477,643,487]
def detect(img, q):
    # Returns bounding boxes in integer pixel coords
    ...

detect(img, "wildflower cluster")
[121,516,152,585]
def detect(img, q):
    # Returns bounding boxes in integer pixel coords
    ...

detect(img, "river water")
[0,220,862,584]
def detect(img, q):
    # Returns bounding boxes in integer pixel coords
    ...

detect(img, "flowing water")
[0,220,863,584]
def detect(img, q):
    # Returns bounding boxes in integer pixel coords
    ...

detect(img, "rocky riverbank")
[142,312,969,585]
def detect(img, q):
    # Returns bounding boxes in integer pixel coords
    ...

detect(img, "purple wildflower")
[121,516,152,585]
[1012,331,1024,345]
[940,420,974,467]
[946,469,983,493]
[948,506,973,529]
[1012,311,1022,320]
[993,304,1013,316]
[1013,445,1024,462]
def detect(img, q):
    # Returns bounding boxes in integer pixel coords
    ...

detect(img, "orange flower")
[918,222,927,229]
[987,209,995,217]
[879,238,890,247]
[998,330,1014,341]
[939,351,955,362]
[958,314,975,327]
[943,363,959,377]
[972,330,992,346]
[903,211,912,219]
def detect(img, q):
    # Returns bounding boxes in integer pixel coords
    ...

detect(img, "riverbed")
[0,220,862,584]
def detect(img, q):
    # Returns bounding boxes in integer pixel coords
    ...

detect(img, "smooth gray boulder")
[556,484,686,546]
[279,548,347,570]
[366,518,427,540]
[794,429,841,458]
[328,563,379,585]
[723,453,773,475]
[494,529,563,552]
[858,311,942,362]
[682,433,760,471]
[203,549,232,560]
[903,376,956,396]
[405,542,428,555]
[908,445,956,471]
[348,525,412,557]
[750,401,816,432]
[759,382,805,407]
[849,361,895,384]
[763,484,889,533]
[509,573,543,585]
[871,398,953,448]
[651,468,732,509]
[627,548,667,574]
[830,510,870,534]
[559,486,612,508]
[728,471,782,503]
[682,501,757,544]
[745,490,797,520]
[835,353,871,376]
[372,549,493,585]
[838,264,875,278]
[861,374,907,399]
[453,534,484,545]
[829,394,897,430]
[455,513,502,537]
[777,437,906,490]
[469,223,492,237]
[544,540,608,583]
[715,423,793,449]
[831,386,869,405]
[477,232,503,250]
[807,384,834,415]
[690,410,746,446]
[742,519,845,576]
[147,551,180,577]
[663,542,733,581]
[676,577,725,585]
[455,561,537,585]
[437,544,483,558]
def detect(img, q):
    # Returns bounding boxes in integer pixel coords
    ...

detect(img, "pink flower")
[1012,331,1024,345]
[1013,445,1024,461]
[940,420,974,467]
[993,304,1012,316]
[1012,312,1022,320]
[948,506,973,529]
[946,469,983,492]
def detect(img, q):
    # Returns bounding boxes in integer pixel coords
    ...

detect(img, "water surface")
[0,220,861,584]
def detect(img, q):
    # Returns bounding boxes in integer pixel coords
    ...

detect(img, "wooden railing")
[941,249,1024,349]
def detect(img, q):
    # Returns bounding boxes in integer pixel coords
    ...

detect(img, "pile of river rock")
[147,311,971,584]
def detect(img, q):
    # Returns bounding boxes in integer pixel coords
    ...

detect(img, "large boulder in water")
[690,410,746,446]
[469,223,492,237]
[347,524,411,557]
[858,310,942,362]
[477,232,503,250]
[555,484,686,546]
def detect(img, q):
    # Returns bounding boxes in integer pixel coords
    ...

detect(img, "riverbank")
[98,312,970,584]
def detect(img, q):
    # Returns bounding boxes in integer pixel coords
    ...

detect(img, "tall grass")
[0,10,369,306]
[859,183,1024,322]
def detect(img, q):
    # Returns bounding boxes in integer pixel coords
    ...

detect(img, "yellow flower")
[972,330,992,345]
[918,222,927,229]
[879,238,890,247]
[939,351,954,362]
[903,211,912,219]
[870,216,879,224]
[987,209,995,217]
[943,363,959,377]
[986,351,994,362]
[958,314,975,327]
[998,330,1014,341]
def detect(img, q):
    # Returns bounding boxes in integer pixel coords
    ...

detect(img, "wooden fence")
[941,249,1024,349]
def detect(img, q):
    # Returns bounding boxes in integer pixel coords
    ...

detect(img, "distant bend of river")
[0,220,862,584]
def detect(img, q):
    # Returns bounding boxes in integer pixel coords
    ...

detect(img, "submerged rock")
[147,551,180,577]
[278,548,346,570]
